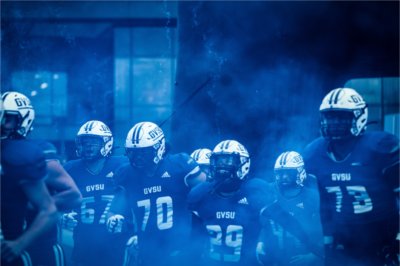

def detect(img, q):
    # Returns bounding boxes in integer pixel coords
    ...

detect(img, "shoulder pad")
[363,131,399,154]
[2,140,45,167]
[32,139,59,161]
[1,140,47,182]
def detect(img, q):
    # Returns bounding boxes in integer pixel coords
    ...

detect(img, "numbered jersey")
[64,156,127,234]
[188,178,272,265]
[113,153,199,255]
[1,139,47,240]
[265,177,323,265]
[303,131,399,233]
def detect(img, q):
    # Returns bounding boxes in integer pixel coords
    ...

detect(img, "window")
[344,77,399,137]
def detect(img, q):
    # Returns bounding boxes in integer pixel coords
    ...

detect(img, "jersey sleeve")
[35,140,60,161]
[2,140,48,183]
[187,182,213,211]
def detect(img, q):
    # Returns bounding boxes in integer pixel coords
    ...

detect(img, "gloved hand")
[106,214,125,233]
[124,235,140,266]
[256,241,266,265]
[61,211,78,230]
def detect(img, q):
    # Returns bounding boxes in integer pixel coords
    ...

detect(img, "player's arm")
[1,180,58,262]
[260,201,324,259]
[185,166,207,188]
[45,159,82,212]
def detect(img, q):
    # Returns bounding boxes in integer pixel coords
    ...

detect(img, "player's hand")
[256,241,266,265]
[1,240,24,262]
[124,235,140,266]
[106,214,125,233]
[289,253,319,265]
[61,211,78,230]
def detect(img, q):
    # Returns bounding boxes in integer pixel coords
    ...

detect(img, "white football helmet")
[125,122,166,168]
[211,140,251,181]
[274,151,306,187]
[1,91,35,139]
[191,148,212,178]
[319,88,368,140]
[76,120,113,160]
[190,148,212,165]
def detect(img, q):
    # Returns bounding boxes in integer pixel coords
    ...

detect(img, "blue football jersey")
[112,153,199,256]
[264,176,324,265]
[64,156,128,237]
[187,177,272,265]
[303,131,399,234]
[1,139,47,240]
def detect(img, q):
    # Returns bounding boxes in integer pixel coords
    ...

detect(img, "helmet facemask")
[320,110,355,140]
[1,112,23,139]
[210,152,249,194]
[76,135,110,162]
[126,138,165,169]
[274,168,306,198]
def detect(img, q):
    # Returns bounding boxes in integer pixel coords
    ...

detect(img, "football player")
[257,151,324,266]
[1,94,59,266]
[303,88,399,265]
[62,120,129,266]
[190,148,212,179]
[107,121,206,266]
[187,140,273,265]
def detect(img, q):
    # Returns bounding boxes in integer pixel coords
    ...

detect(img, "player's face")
[321,110,354,139]
[78,136,103,161]
[1,113,19,138]
[210,154,240,181]
[275,169,302,198]
[126,147,155,169]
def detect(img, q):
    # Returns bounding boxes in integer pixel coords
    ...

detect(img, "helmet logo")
[350,94,363,104]
[14,97,31,108]
[149,127,163,140]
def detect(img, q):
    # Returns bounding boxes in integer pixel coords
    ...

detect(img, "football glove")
[106,214,125,233]
[61,211,78,230]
